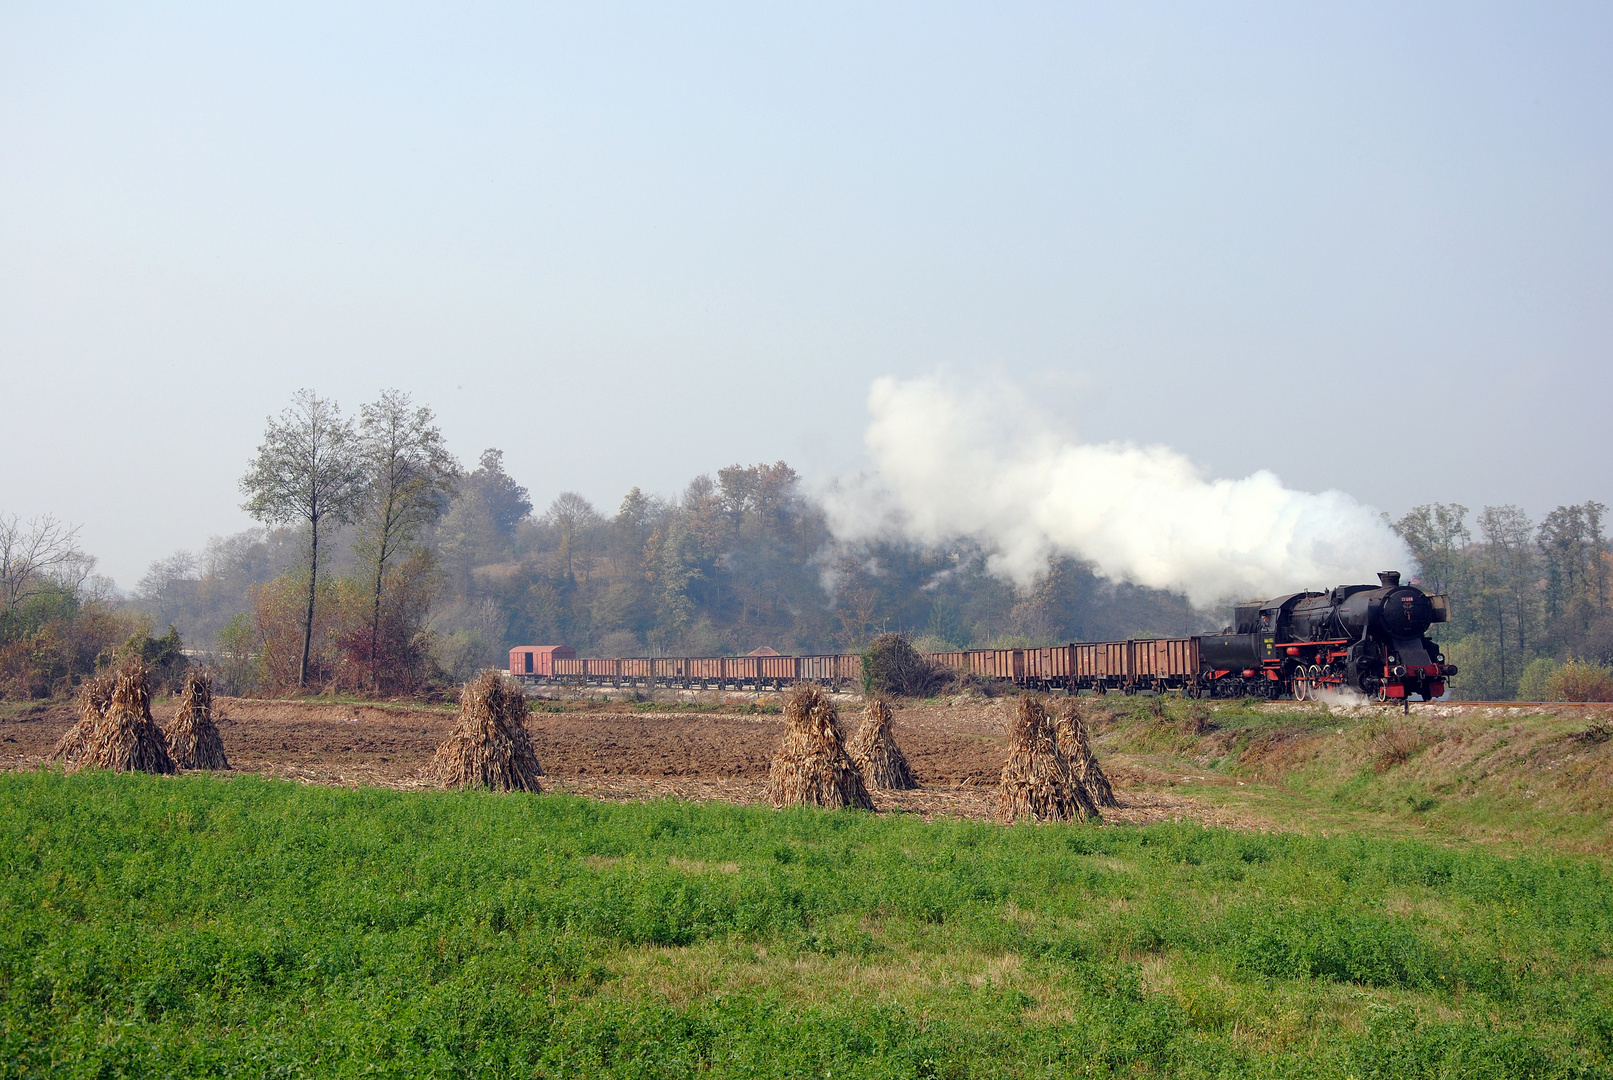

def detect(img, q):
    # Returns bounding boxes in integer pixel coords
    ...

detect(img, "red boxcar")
[509,645,577,678]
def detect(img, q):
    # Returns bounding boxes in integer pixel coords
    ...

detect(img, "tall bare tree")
[544,492,603,582]
[240,390,364,688]
[0,513,86,633]
[356,390,459,690]
[1477,504,1537,694]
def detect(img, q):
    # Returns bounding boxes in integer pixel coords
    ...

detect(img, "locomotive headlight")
[1392,665,1407,677]
[1435,653,1445,663]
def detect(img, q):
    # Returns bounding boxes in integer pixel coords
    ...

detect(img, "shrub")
[1545,659,1613,703]
[1372,725,1426,772]
[1516,657,1560,702]
[861,634,949,698]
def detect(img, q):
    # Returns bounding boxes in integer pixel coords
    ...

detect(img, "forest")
[1,391,1608,701]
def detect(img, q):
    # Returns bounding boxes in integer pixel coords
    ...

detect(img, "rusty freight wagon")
[1022,645,1075,688]
[503,569,1452,702]
[1131,637,1201,694]
[514,651,861,690]
[1071,641,1133,692]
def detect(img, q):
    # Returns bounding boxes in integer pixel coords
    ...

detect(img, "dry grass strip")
[164,669,230,770]
[1054,698,1119,809]
[427,670,545,791]
[847,696,918,790]
[999,695,1095,823]
[766,683,874,809]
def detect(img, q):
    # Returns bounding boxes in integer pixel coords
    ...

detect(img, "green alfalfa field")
[5,704,1613,1080]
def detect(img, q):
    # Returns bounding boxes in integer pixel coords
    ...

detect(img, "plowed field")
[0,694,1241,826]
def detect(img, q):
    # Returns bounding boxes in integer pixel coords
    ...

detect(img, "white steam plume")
[823,376,1412,608]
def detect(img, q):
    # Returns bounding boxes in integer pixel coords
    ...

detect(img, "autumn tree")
[544,492,603,582]
[1473,504,1538,695]
[464,449,533,539]
[240,390,365,689]
[355,390,458,690]
[1539,501,1609,650]
[1392,503,1471,599]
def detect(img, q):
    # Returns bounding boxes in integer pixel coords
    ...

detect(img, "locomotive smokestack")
[1378,571,1401,587]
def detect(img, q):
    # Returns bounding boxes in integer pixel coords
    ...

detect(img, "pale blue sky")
[2,3,1609,587]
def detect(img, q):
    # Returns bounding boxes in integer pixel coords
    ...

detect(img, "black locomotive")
[1198,571,1456,701]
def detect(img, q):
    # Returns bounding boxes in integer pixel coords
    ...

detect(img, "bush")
[861,633,949,698]
[1545,659,1613,703]
[115,624,188,692]
[1517,658,1559,702]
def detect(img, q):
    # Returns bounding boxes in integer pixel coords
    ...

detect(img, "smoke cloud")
[823,376,1412,608]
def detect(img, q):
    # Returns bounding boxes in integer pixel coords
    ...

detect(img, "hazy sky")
[2,3,1609,589]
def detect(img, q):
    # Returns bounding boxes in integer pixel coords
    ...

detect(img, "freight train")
[509,571,1455,702]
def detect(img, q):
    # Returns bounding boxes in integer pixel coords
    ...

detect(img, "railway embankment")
[1090,697,1613,858]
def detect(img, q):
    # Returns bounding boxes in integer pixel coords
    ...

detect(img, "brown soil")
[0,693,1243,827]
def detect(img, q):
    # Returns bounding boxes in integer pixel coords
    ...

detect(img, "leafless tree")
[0,513,87,624]
[240,390,365,688]
[544,492,603,581]
[356,390,459,689]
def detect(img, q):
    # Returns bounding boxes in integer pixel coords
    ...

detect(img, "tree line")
[114,390,1207,696]
[1392,502,1612,700]
[3,387,1609,702]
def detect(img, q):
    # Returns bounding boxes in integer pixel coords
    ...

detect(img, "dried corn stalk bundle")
[50,671,116,767]
[847,696,917,790]
[427,670,544,792]
[163,669,230,770]
[998,695,1095,823]
[84,663,176,774]
[766,683,874,809]
[1054,698,1118,809]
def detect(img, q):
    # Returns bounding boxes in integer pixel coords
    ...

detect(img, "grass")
[1092,696,1613,859]
[3,770,1613,1077]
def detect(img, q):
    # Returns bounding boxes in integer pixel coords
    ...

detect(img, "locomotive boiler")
[1198,571,1456,701]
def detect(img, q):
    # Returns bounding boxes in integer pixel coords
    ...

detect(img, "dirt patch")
[0,692,1271,828]
[1,695,1008,790]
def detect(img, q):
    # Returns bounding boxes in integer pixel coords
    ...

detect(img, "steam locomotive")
[510,571,1455,702]
[1197,571,1456,701]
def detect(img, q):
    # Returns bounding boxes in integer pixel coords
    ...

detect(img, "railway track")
[1437,700,1611,708]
